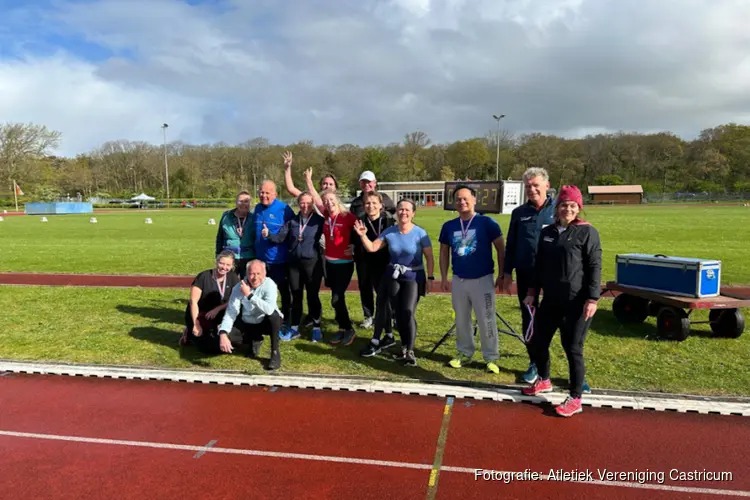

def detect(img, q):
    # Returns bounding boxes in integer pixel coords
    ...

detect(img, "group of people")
[180,156,601,418]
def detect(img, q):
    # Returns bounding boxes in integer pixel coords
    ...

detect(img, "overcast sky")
[2,0,750,156]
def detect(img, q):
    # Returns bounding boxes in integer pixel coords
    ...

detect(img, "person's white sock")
[371,338,380,346]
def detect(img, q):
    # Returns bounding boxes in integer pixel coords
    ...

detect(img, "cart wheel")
[612,294,649,324]
[709,309,745,338]
[656,307,690,341]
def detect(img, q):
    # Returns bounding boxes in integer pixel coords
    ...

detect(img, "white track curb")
[1,360,748,417]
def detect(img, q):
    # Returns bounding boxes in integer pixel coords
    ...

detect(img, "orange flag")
[15,183,24,196]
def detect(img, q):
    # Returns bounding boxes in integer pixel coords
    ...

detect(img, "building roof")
[587,185,643,195]
[377,181,446,191]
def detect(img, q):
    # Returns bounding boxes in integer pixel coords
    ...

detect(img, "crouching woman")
[181,250,240,347]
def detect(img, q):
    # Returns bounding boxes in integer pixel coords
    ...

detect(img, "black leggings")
[288,258,323,326]
[516,269,539,360]
[325,261,354,330]
[528,298,591,399]
[378,277,421,351]
[371,269,394,341]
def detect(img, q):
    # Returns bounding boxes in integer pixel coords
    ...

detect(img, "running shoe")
[360,341,381,357]
[287,328,301,341]
[379,335,396,350]
[448,354,472,369]
[360,317,374,329]
[311,327,323,342]
[330,331,345,344]
[485,361,500,374]
[267,350,281,371]
[393,347,408,361]
[582,380,591,394]
[522,363,538,384]
[555,396,583,417]
[341,329,356,346]
[404,350,417,367]
[521,378,553,396]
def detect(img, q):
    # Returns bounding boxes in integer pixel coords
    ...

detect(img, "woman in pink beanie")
[521,185,602,417]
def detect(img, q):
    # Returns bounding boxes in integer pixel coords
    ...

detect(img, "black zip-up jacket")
[530,221,602,303]
[503,196,556,276]
[267,212,324,262]
[349,192,397,220]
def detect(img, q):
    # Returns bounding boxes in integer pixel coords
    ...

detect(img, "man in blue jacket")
[502,168,555,384]
[253,180,295,333]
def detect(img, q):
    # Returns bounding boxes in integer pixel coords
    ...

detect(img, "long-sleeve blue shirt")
[218,277,281,333]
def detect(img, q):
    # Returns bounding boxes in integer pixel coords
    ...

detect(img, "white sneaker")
[360,317,374,329]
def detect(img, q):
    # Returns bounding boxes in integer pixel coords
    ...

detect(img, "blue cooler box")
[615,254,721,298]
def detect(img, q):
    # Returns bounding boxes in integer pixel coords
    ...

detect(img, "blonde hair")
[320,189,348,214]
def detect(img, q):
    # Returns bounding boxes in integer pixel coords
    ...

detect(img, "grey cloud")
[23,0,750,151]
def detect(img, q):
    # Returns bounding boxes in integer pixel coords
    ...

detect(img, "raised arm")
[283,151,302,198]
[250,282,279,316]
[304,168,325,213]
[353,220,386,252]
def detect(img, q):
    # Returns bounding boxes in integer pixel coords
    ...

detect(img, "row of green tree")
[2,122,750,201]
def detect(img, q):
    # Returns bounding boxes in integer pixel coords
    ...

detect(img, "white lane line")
[0,430,431,470]
[0,430,748,497]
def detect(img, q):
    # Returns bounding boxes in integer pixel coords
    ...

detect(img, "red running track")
[0,373,748,499]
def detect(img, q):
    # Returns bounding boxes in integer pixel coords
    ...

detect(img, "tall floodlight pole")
[492,114,505,180]
[162,123,170,208]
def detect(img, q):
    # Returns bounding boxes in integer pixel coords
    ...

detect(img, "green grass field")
[2,205,750,283]
[1,205,749,396]
[0,285,746,396]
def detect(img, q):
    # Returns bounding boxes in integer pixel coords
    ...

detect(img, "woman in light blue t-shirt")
[354,199,435,366]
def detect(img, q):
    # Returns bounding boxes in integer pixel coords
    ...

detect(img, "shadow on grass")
[593,313,715,341]
[127,325,270,371]
[293,338,451,382]
[117,303,185,326]
[128,325,214,367]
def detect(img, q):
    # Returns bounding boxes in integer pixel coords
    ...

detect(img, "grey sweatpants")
[451,273,499,361]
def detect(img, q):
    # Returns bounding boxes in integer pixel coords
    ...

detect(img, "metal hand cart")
[604,281,748,341]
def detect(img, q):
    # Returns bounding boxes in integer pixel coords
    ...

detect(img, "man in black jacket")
[350,170,396,328]
[501,168,555,384]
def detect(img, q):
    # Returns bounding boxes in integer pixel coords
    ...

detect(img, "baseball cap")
[359,171,376,182]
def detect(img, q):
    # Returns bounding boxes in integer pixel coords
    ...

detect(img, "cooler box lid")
[616,253,721,267]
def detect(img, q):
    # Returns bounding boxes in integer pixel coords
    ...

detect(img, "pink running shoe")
[521,378,552,396]
[555,396,583,417]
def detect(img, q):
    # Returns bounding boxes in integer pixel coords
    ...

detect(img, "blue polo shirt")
[253,199,295,264]
[439,214,502,279]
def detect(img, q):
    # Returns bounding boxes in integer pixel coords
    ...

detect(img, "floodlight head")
[162,123,169,128]
[492,114,506,120]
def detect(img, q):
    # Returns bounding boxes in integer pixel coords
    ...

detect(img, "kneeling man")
[217,259,283,370]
